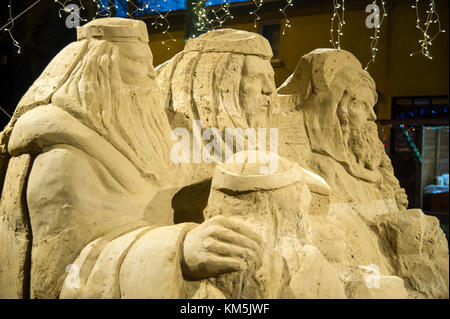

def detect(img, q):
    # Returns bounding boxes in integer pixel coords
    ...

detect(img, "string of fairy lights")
[192,0,210,33]
[0,1,447,60]
[3,0,21,54]
[400,125,423,163]
[364,0,386,71]
[191,0,234,33]
[380,124,422,162]
[250,0,263,28]
[210,1,233,29]
[54,0,87,23]
[410,0,446,60]
[330,0,345,49]
[279,0,293,35]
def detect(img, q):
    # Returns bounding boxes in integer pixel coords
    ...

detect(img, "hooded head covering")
[278,49,381,183]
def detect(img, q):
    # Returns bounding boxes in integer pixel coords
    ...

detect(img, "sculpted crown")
[185,28,273,58]
[77,17,149,43]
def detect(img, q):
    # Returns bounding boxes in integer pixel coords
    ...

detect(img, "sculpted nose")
[261,77,274,96]
[367,105,377,121]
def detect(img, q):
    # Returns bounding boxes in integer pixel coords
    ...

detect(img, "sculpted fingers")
[197,254,245,276]
[182,216,263,279]
[211,216,262,245]
[395,189,408,209]
[204,237,256,259]
[208,225,261,254]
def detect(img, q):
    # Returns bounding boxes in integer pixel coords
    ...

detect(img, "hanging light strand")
[279,0,294,35]
[399,124,423,163]
[330,0,345,49]
[192,0,213,33]
[127,0,143,17]
[3,0,21,54]
[1,0,44,54]
[365,0,387,70]
[1,1,178,52]
[91,0,113,17]
[150,8,176,50]
[210,0,234,29]
[114,1,176,51]
[250,0,263,28]
[410,0,445,59]
[54,0,88,22]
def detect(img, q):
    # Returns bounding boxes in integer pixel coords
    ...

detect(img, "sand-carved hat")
[77,17,149,43]
[184,29,272,58]
[212,150,330,194]
[278,49,380,183]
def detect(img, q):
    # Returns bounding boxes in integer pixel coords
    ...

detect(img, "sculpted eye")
[245,74,259,81]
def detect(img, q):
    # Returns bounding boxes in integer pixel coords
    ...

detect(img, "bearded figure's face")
[338,83,384,171]
[239,55,277,121]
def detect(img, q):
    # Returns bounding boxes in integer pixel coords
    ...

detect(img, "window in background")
[386,95,449,239]
[387,96,448,209]
[422,126,449,207]
[422,125,449,240]
[391,96,448,120]
[258,22,281,59]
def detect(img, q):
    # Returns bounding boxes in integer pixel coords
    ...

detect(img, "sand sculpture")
[274,49,448,298]
[0,18,183,299]
[0,18,448,299]
[156,29,279,183]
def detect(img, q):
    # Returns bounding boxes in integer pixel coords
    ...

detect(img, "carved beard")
[242,93,273,129]
[348,122,383,171]
[75,78,172,182]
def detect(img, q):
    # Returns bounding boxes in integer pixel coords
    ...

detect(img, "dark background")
[0,1,103,129]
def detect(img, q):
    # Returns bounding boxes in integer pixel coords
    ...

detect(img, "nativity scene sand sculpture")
[274,49,448,298]
[156,28,279,183]
[0,18,448,299]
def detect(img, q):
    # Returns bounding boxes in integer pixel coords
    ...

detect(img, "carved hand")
[181,216,262,280]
